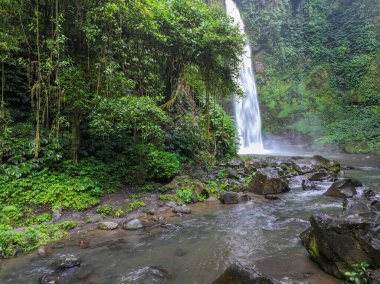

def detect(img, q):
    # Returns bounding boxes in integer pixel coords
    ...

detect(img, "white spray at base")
[225,0,267,155]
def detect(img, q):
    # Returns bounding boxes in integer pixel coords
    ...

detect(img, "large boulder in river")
[212,262,274,284]
[248,168,290,195]
[292,155,340,174]
[323,178,362,198]
[300,209,380,279]
[220,192,239,204]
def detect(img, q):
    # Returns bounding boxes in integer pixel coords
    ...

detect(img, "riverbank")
[1,153,379,283]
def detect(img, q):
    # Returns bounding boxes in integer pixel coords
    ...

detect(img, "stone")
[228,170,240,179]
[323,178,362,198]
[248,168,290,195]
[172,205,191,214]
[220,191,239,204]
[85,214,102,223]
[122,219,143,230]
[52,254,81,270]
[52,206,63,222]
[302,179,318,191]
[144,208,156,215]
[238,193,250,203]
[38,246,52,257]
[300,209,380,279]
[308,172,328,181]
[228,158,243,167]
[212,262,274,284]
[97,221,118,230]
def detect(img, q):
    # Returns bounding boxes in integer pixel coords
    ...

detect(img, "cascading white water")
[225,0,266,154]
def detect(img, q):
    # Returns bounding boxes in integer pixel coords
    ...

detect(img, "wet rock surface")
[220,191,239,204]
[248,168,290,195]
[300,193,380,279]
[172,205,191,214]
[212,262,274,284]
[52,254,81,270]
[323,178,363,198]
[97,221,118,230]
[122,219,144,230]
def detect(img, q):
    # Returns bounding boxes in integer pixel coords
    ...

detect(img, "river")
[0,153,379,284]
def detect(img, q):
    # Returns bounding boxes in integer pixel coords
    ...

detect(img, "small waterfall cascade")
[225,0,266,154]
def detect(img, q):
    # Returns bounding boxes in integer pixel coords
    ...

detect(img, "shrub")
[128,200,146,211]
[176,187,194,203]
[145,150,180,182]
[96,205,113,217]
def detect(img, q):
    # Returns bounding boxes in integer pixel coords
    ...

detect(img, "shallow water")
[0,153,379,284]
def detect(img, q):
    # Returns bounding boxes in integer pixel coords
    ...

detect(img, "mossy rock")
[344,141,371,154]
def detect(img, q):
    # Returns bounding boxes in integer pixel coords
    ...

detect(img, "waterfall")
[225,0,266,155]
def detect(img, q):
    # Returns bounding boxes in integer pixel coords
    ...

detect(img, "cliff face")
[233,0,380,153]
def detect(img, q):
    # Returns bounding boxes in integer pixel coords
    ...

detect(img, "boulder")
[122,219,143,230]
[248,168,290,195]
[212,262,274,284]
[323,178,362,198]
[302,179,318,191]
[220,192,239,204]
[228,158,243,167]
[52,254,81,270]
[172,205,191,214]
[238,193,250,203]
[292,155,340,174]
[308,172,328,181]
[97,221,118,230]
[300,210,380,279]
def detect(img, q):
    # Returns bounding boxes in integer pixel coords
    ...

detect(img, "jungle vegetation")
[237,0,380,153]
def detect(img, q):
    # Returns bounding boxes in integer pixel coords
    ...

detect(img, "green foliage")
[145,150,180,182]
[95,205,113,217]
[58,221,77,230]
[205,180,228,198]
[128,200,146,212]
[237,0,380,152]
[35,213,52,224]
[0,223,71,258]
[114,209,124,217]
[176,187,194,203]
[208,103,238,158]
[89,96,168,144]
[0,169,101,211]
[344,262,371,284]
[0,205,23,229]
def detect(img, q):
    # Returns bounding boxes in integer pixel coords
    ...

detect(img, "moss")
[344,141,372,154]
[309,236,320,258]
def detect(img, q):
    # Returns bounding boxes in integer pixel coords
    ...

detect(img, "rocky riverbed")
[1,154,379,283]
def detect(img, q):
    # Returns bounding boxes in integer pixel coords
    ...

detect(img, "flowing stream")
[226,0,265,155]
[1,154,379,284]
